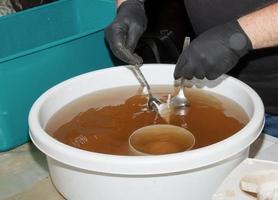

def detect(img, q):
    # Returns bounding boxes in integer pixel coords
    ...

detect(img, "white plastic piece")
[241,170,278,200]
[258,182,278,200]
[157,94,172,123]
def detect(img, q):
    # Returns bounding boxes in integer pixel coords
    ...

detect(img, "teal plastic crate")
[0,0,116,151]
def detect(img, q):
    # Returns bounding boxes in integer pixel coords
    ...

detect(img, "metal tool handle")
[183,37,190,50]
[178,37,190,86]
[131,64,152,95]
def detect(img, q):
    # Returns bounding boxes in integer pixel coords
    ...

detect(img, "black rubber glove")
[174,21,252,80]
[105,0,147,65]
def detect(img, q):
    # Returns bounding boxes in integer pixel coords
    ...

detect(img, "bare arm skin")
[238,2,278,49]
[117,0,126,7]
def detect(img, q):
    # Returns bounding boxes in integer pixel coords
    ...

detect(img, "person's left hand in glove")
[105,0,147,65]
[174,20,253,80]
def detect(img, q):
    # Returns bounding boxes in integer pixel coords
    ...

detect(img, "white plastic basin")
[29,64,265,200]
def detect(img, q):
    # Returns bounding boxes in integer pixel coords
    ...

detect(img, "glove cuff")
[224,20,253,57]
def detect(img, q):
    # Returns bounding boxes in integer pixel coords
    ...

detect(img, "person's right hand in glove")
[174,2,278,80]
[105,0,147,65]
[174,21,252,80]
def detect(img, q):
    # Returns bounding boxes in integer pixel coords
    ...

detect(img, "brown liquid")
[46,86,249,155]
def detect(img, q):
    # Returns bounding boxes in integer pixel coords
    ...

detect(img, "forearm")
[238,2,278,49]
[116,0,145,7]
[117,0,126,7]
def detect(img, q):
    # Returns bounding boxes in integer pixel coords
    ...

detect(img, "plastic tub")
[0,0,116,151]
[29,64,265,200]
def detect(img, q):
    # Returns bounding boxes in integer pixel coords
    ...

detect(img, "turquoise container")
[0,0,116,151]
